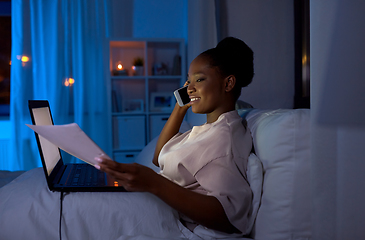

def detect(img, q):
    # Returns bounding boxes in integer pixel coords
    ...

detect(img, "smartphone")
[174,85,190,107]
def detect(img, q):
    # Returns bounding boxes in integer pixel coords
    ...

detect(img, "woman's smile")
[189,97,201,104]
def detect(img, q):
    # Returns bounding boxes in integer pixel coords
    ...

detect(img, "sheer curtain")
[7,0,112,171]
[311,1,365,239]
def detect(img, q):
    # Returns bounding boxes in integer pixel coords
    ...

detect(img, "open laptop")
[28,100,126,192]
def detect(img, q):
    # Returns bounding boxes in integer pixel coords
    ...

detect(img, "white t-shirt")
[158,110,253,234]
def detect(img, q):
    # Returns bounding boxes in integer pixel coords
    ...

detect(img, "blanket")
[0,168,191,240]
[0,170,25,188]
[0,168,251,240]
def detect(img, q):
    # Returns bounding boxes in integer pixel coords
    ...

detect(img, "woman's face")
[187,55,229,122]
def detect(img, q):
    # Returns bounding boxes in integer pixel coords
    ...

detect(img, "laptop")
[28,100,126,192]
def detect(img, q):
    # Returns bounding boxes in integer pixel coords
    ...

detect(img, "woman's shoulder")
[212,111,246,132]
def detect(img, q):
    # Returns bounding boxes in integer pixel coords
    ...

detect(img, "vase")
[132,66,144,76]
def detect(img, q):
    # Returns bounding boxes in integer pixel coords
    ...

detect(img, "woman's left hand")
[94,156,162,192]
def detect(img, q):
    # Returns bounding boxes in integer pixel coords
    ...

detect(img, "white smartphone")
[174,85,190,107]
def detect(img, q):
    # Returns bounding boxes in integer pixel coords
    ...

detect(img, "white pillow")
[246,109,311,240]
[134,120,192,172]
[245,153,263,235]
[134,136,161,172]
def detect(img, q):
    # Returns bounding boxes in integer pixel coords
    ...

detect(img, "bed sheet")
[0,168,252,240]
[0,170,25,188]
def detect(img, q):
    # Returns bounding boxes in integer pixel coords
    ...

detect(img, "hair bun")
[215,37,254,88]
[198,36,254,97]
[216,37,245,51]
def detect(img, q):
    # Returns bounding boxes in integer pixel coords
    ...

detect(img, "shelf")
[113,147,144,152]
[110,41,145,48]
[112,111,175,117]
[112,112,146,116]
[110,75,183,80]
[108,38,185,158]
[111,76,145,80]
[148,75,183,79]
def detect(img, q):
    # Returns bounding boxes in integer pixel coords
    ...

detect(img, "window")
[0,1,11,116]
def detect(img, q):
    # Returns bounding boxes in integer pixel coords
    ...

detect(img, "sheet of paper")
[26,123,111,166]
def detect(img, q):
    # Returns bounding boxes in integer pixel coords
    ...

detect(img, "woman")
[95,37,254,236]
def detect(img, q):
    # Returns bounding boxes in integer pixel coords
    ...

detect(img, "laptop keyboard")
[67,164,105,187]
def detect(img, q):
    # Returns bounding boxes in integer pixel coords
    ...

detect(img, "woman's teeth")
[190,97,200,102]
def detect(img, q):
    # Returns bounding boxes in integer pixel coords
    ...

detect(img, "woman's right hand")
[95,157,163,192]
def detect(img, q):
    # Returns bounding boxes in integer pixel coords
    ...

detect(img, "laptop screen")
[31,106,61,175]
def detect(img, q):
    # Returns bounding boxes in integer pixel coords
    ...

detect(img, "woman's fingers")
[94,157,158,192]
[95,157,127,177]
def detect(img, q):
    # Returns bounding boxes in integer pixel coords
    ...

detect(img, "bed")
[0,170,25,188]
[0,108,311,240]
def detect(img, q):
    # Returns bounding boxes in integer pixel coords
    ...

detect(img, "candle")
[113,61,128,76]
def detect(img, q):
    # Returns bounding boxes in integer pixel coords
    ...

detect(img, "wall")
[224,0,295,110]
[110,0,187,39]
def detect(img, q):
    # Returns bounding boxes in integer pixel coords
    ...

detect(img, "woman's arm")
[153,171,240,233]
[95,159,239,234]
[152,103,190,166]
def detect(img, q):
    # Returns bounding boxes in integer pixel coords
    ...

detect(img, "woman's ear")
[225,75,236,92]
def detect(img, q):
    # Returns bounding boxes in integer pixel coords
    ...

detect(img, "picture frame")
[122,99,144,113]
[150,92,175,112]
[152,62,169,75]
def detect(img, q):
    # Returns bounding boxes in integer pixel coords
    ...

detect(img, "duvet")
[0,168,250,240]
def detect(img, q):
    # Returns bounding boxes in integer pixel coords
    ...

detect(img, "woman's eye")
[196,78,204,82]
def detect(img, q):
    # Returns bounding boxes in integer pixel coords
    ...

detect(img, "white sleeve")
[194,155,252,234]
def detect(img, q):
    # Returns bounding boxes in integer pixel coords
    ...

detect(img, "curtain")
[310,0,365,239]
[7,0,112,171]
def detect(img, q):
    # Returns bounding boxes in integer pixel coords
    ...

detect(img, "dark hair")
[199,37,254,100]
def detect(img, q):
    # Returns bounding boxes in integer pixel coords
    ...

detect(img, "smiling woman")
[97,37,256,238]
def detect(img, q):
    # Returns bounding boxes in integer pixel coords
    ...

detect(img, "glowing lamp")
[64,78,75,87]
[16,55,30,66]
[21,56,29,62]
